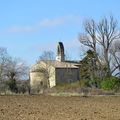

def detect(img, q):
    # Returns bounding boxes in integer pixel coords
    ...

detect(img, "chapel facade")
[30,42,80,90]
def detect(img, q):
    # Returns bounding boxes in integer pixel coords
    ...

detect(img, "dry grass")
[0,95,120,120]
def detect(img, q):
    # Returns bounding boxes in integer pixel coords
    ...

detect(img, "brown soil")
[0,95,120,120]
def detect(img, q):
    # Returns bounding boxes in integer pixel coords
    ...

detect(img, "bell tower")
[56,42,65,62]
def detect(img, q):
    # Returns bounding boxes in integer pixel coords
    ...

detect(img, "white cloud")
[6,26,34,33]
[39,15,81,27]
[4,15,81,33]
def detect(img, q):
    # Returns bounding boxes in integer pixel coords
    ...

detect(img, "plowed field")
[0,95,120,120]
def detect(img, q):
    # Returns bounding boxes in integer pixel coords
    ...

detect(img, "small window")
[40,81,43,86]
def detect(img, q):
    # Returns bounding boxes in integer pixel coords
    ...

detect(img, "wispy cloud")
[4,15,81,33]
[6,26,34,33]
[39,15,81,27]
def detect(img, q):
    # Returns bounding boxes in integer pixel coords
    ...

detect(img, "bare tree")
[110,41,120,77]
[0,47,10,82]
[0,47,29,93]
[39,51,55,61]
[37,51,55,88]
[0,47,11,93]
[79,19,103,81]
[79,16,120,78]
[5,58,29,92]
[79,19,97,53]
[6,58,29,81]
[97,16,120,76]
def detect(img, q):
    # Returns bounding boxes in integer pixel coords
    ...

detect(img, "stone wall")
[55,68,80,85]
[30,62,56,89]
[30,72,47,89]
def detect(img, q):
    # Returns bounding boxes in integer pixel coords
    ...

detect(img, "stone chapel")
[30,42,80,90]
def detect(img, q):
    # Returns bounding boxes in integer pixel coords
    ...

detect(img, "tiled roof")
[30,60,80,72]
[40,60,80,68]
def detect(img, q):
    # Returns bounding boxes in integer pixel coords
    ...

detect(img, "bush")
[0,82,9,93]
[89,79,101,88]
[79,80,90,87]
[101,77,120,90]
[17,85,27,94]
[6,79,18,93]
[79,79,101,88]
[55,81,80,91]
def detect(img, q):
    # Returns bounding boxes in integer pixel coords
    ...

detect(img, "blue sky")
[0,0,120,65]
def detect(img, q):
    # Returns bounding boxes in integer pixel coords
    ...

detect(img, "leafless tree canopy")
[36,51,55,88]
[80,19,97,52]
[79,16,120,78]
[6,58,29,81]
[0,47,10,81]
[110,41,120,77]
[0,47,29,93]
[0,48,29,81]
[38,51,55,61]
